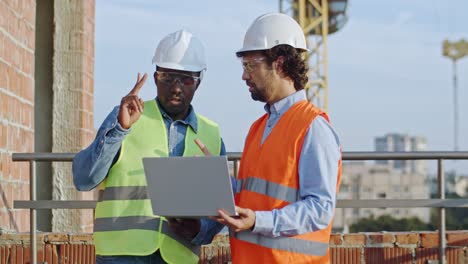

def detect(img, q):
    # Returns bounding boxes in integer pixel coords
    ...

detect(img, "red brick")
[0,32,4,65]
[10,161,19,181]
[4,41,14,75]
[0,2,8,29]
[343,234,366,246]
[11,43,20,70]
[331,248,361,263]
[414,248,439,263]
[447,231,468,247]
[26,22,34,50]
[22,48,34,75]
[396,232,419,246]
[368,233,395,245]
[365,248,413,264]
[24,130,33,152]
[0,211,9,229]
[1,94,7,119]
[4,0,20,13]
[1,153,11,178]
[0,63,7,90]
[16,210,28,232]
[420,232,439,248]
[6,62,14,91]
[19,179,29,198]
[22,0,35,27]
[23,77,33,103]
[0,123,6,149]
[330,234,343,246]
[17,19,27,47]
[6,6,18,40]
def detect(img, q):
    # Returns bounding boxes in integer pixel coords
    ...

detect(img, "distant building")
[375,133,427,174]
[429,171,468,197]
[333,162,431,232]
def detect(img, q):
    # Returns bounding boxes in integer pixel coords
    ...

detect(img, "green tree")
[429,192,468,230]
[350,215,430,233]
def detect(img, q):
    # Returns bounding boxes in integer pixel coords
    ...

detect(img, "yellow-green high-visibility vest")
[93,99,221,264]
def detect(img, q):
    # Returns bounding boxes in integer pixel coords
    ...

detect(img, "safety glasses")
[156,71,200,87]
[241,57,267,73]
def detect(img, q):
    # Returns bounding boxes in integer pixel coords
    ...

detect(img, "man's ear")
[153,71,158,84]
[274,56,285,76]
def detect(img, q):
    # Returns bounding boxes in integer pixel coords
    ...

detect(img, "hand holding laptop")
[212,206,255,232]
[167,218,201,240]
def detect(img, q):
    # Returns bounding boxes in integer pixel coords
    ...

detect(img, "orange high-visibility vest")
[230,100,342,264]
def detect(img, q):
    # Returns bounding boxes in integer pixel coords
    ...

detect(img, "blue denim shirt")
[72,97,226,246]
[249,90,341,237]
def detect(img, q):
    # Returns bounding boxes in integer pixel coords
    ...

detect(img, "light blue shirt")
[251,90,341,238]
[72,98,226,246]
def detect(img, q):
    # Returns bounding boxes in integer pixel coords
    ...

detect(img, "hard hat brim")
[155,62,206,73]
[236,45,309,56]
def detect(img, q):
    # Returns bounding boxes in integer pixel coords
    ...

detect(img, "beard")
[247,81,267,102]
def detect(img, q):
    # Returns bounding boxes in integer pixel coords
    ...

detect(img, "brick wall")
[0,0,36,232]
[0,231,467,263]
[1,0,95,233]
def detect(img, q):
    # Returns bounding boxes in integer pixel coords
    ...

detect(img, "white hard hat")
[152,30,207,73]
[237,13,308,54]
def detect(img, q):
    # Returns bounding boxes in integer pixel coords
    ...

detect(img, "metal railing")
[12,151,468,264]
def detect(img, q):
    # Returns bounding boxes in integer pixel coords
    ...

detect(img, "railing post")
[233,160,239,178]
[29,160,37,264]
[437,159,446,264]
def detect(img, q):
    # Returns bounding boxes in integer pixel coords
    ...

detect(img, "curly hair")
[264,45,308,91]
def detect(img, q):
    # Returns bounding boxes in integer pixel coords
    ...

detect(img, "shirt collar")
[155,97,198,133]
[264,90,307,116]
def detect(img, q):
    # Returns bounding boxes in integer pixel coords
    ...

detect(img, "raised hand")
[118,73,148,129]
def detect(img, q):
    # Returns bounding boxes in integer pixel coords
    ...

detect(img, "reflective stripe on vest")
[98,186,149,201]
[235,179,243,194]
[241,176,298,203]
[231,100,341,263]
[233,231,329,256]
[94,99,221,260]
[95,216,199,256]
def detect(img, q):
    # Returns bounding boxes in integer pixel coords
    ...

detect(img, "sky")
[94,0,468,174]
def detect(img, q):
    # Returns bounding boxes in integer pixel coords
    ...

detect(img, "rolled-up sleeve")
[72,106,130,191]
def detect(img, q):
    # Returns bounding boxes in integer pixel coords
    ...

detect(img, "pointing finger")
[194,138,211,156]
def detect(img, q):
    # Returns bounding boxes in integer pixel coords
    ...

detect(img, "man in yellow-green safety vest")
[72,30,226,264]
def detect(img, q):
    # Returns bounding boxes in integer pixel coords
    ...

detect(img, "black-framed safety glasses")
[156,71,201,87]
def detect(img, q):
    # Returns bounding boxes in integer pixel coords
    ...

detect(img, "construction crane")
[280,0,348,111]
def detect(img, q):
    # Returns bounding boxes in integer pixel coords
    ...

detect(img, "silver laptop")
[142,156,237,218]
